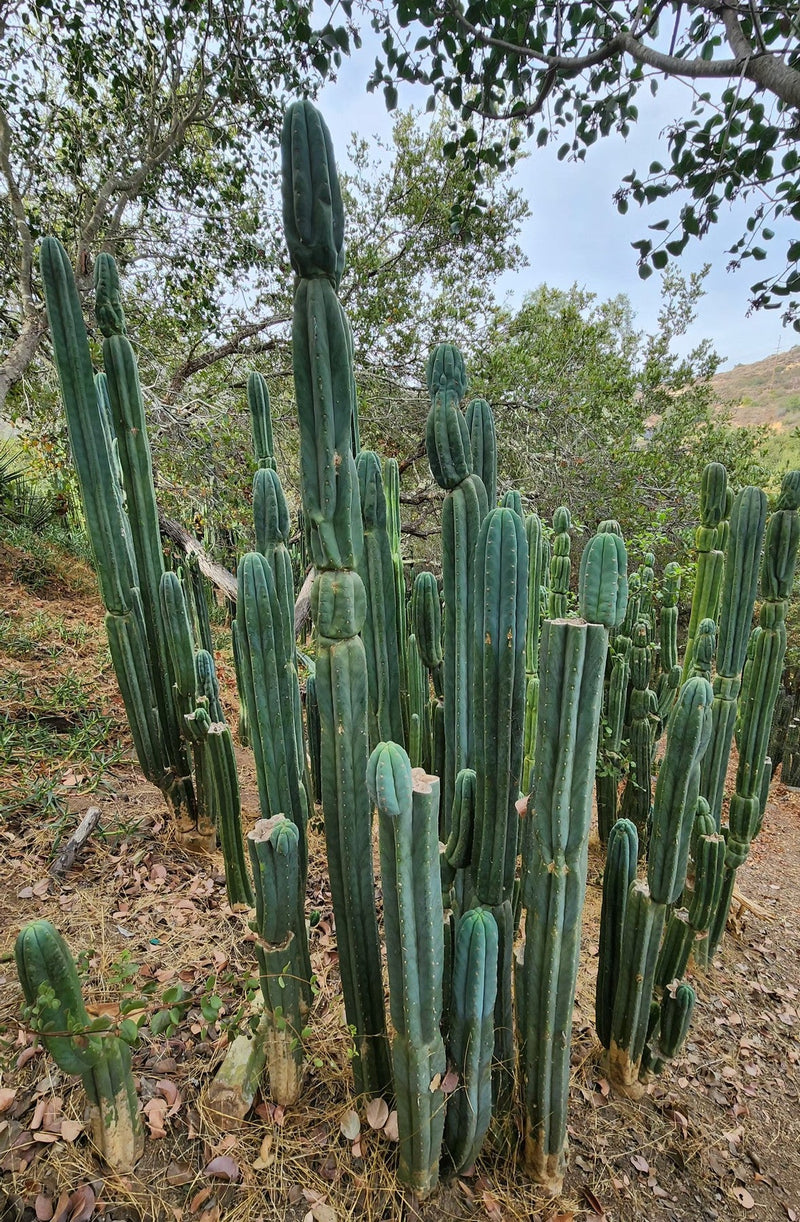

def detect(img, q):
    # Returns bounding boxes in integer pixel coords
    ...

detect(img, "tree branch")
[163,315,289,403]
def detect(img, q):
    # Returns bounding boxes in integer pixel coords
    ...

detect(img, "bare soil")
[1,549,799,1222]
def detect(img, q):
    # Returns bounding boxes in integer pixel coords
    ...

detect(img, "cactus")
[465,397,497,508]
[368,744,445,1197]
[681,462,729,680]
[606,880,666,1096]
[254,466,296,656]
[407,631,430,770]
[16,921,143,1172]
[501,488,522,516]
[248,371,277,471]
[547,506,571,618]
[595,819,638,1049]
[521,512,546,793]
[619,622,658,843]
[356,451,405,748]
[656,809,725,983]
[638,551,656,630]
[282,100,390,1096]
[706,471,800,958]
[596,633,631,843]
[248,816,312,1105]
[654,561,682,723]
[700,487,768,826]
[305,671,322,803]
[517,528,625,1193]
[40,238,196,828]
[426,343,488,825]
[384,456,410,738]
[443,906,498,1174]
[470,504,527,1108]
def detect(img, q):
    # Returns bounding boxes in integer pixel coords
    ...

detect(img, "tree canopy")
[367,1,800,324]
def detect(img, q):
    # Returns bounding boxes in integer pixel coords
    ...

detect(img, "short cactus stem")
[596,819,638,1050]
[384,457,410,738]
[654,558,682,726]
[369,745,445,1198]
[606,880,666,1098]
[253,465,296,663]
[248,817,311,1106]
[248,371,277,470]
[465,397,497,508]
[407,632,430,770]
[547,506,571,618]
[681,462,729,681]
[444,906,498,1174]
[16,921,144,1173]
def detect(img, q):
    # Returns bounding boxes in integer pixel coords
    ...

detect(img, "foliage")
[366,1,800,320]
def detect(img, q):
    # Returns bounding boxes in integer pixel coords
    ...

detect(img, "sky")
[319,41,796,373]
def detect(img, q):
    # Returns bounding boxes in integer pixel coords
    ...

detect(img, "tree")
[366,1,800,323]
[0,0,356,409]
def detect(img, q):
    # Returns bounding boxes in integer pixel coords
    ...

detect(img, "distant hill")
[712,344,800,434]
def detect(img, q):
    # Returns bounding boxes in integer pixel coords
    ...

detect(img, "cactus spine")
[282,100,389,1096]
[369,744,445,1197]
[16,921,143,1172]
[517,529,625,1194]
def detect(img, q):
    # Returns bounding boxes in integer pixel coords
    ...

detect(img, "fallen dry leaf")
[67,1184,95,1222]
[60,1120,83,1143]
[189,1186,213,1213]
[0,1089,16,1113]
[311,1205,336,1222]
[35,1195,53,1221]
[630,1153,649,1174]
[733,1187,755,1209]
[204,1155,240,1182]
[383,1111,399,1142]
[165,1160,193,1187]
[339,1109,360,1141]
[365,1097,389,1130]
[143,1097,169,1139]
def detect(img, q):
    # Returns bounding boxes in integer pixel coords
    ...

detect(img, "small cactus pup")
[248,817,312,1106]
[16,921,143,1172]
[282,99,390,1097]
[39,238,195,829]
[426,343,488,827]
[369,743,445,1198]
[443,905,498,1175]
[707,470,800,958]
[517,527,627,1194]
[681,462,729,680]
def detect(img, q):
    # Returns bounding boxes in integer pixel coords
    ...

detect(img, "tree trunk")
[0,312,46,409]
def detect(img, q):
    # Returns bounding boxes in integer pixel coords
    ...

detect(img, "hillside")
[712,344,800,431]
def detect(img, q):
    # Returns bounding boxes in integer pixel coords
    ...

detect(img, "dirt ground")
[1,542,799,1222]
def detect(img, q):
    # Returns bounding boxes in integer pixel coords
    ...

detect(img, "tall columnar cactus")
[407,631,430,770]
[620,622,658,843]
[699,487,768,828]
[654,561,682,723]
[547,506,571,618]
[465,397,497,508]
[411,571,444,696]
[501,488,522,516]
[655,799,725,985]
[254,466,296,658]
[384,456,410,736]
[604,675,713,1095]
[521,512,546,794]
[356,451,405,748]
[16,921,143,1172]
[248,371,277,470]
[426,343,488,825]
[596,633,631,844]
[470,504,527,1108]
[368,744,445,1197]
[517,527,626,1194]
[248,816,312,1105]
[40,239,195,828]
[444,905,498,1174]
[305,671,322,803]
[282,100,390,1096]
[681,462,729,680]
[706,471,800,959]
[595,818,638,1049]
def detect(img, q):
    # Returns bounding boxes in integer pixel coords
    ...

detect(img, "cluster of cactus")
[32,95,800,1202]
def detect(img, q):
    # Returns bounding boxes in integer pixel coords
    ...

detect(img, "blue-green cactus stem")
[191,705,253,907]
[547,506,571,619]
[184,554,214,656]
[579,531,628,633]
[649,983,696,1076]
[620,622,658,843]
[596,634,631,844]
[690,617,716,681]
[282,99,344,287]
[369,743,445,1197]
[443,906,498,1175]
[425,344,471,490]
[607,880,666,1096]
[248,371,277,470]
[681,462,729,680]
[465,397,497,508]
[444,767,476,870]
[654,561,682,723]
[700,487,767,828]
[407,633,430,770]
[16,920,143,1172]
[501,488,522,516]
[248,816,311,1105]
[384,457,410,738]
[517,610,611,1193]
[621,572,641,638]
[647,676,714,906]
[521,512,545,793]
[356,450,405,748]
[411,570,443,697]
[596,819,638,1049]
[305,672,322,803]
